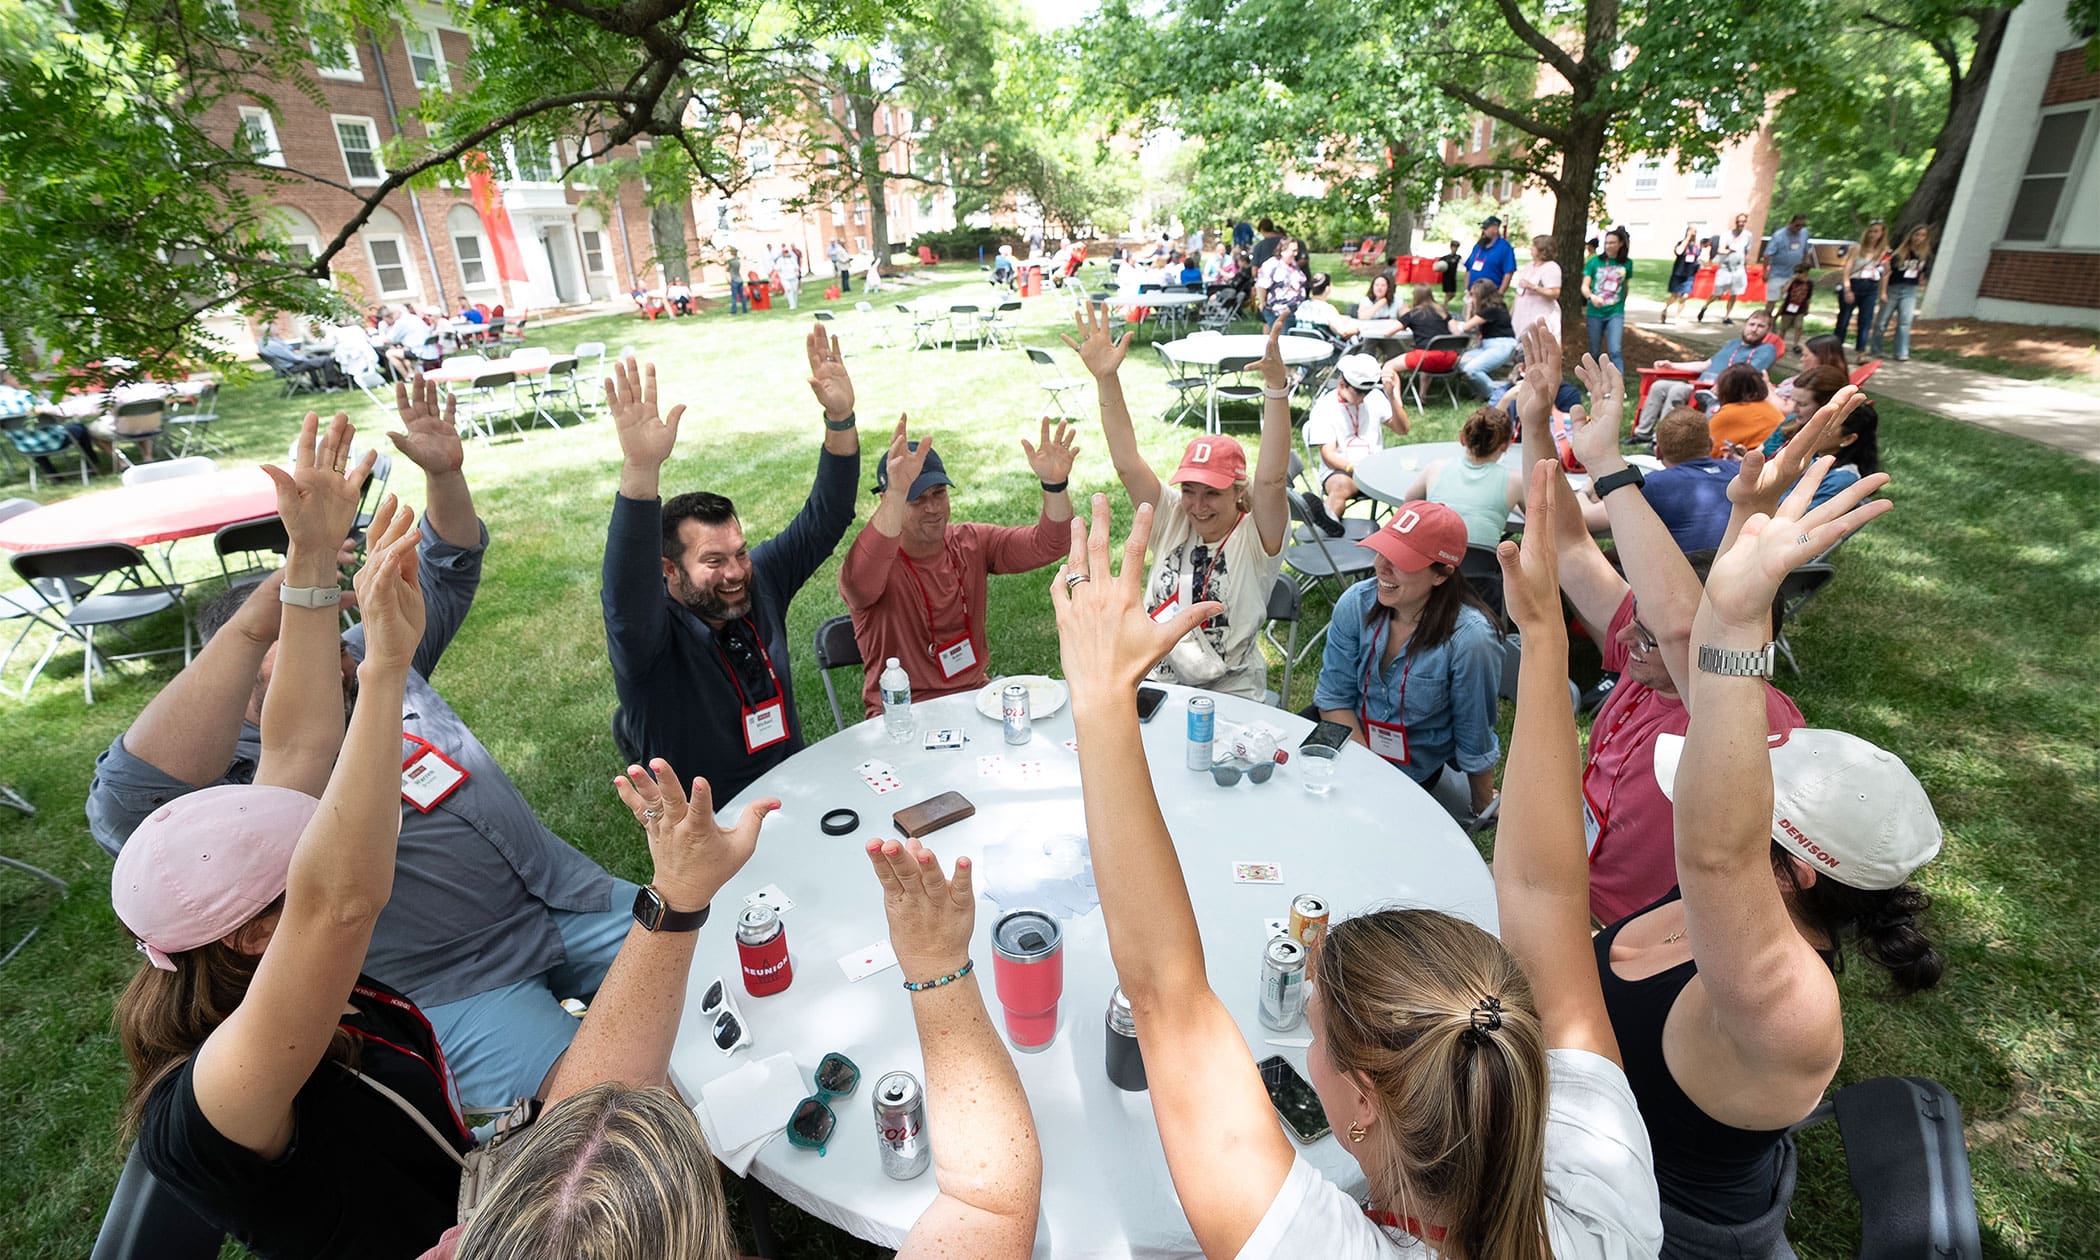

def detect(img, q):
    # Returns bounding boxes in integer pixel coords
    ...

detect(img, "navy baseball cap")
[874,440,954,502]
[1481,215,1504,227]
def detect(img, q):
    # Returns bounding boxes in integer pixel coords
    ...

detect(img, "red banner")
[465,155,528,284]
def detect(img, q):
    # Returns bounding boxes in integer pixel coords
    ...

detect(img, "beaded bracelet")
[1260,384,1292,399]
[902,959,974,992]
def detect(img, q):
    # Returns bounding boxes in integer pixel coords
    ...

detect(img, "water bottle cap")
[886,657,901,669]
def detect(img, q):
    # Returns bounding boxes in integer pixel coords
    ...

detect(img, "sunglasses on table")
[700,977,751,1056]
[1210,755,1275,787]
[785,1052,862,1156]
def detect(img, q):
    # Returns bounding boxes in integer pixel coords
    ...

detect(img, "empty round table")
[0,467,277,553]
[1159,334,1335,434]
[667,683,1496,1259]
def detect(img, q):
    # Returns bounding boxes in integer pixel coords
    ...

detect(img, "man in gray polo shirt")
[86,380,627,1108]
[1762,213,1813,313]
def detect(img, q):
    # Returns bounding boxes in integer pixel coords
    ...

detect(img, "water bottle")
[880,657,913,742]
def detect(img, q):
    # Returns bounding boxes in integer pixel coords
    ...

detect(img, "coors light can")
[1002,682,1032,745]
[872,1070,932,1179]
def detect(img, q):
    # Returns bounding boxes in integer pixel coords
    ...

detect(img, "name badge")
[1580,773,1608,858]
[933,631,978,680]
[742,697,789,754]
[401,735,469,813]
[1363,717,1409,765]
[1149,592,1181,625]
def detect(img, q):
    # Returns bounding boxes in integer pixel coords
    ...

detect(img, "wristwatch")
[1697,642,1777,678]
[1591,465,1645,498]
[823,409,857,432]
[632,885,710,932]
[278,584,343,609]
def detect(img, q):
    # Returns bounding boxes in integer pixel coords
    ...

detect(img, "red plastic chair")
[1849,361,1882,387]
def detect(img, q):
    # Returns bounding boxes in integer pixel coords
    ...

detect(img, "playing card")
[857,759,902,796]
[1061,738,1079,753]
[1264,917,1289,939]
[837,939,898,982]
[923,728,968,750]
[977,754,1006,778]
[1233,862,1283,884]
[745,883,796,915]
[1014,760,1044,781]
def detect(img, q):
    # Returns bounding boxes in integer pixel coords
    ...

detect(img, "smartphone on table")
[1136,685,1169,723]
[1256,1054,1331,1144]
[1299,720,1351,752]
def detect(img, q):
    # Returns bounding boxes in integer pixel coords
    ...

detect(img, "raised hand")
[1705,458,1892,629]
[605,356,685,470]
[1728,386,1864,519]
[1061,302,1129,380]
[805,323,855,422]
[1517,323,1560,401]
[865,838,975,981]
[387,375,464,476]
[882,414,932,500]
[1570,351,1628,447]
[614,758,779,913]
[1020,415,1079,486]
[1052,494,1223,706]
[262,411,375,560]
[1497,461,1565,632]
[350,497,424,672]
[1258,316,1289,389]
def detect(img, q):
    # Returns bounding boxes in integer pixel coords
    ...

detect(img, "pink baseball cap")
[1357,502,1468,572]
[1171,435,1247,488]
[110,785,320,970]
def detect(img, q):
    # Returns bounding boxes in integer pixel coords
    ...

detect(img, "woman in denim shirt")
[1314,501,1505,819]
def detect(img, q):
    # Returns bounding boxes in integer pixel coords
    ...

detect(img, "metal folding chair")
[979,300,1023,350]
[214,515,289,591]
[1259,574,1302,708]
[457,370,516,441]
[1788,1076,1981,1260]
[106,398,164,471]
[10,543,190,704]
[813,614,864,732]
[1405,334,1472,410]
[1027,349,1090,421]
[1,416,92,490]
[1209,355,1265,435]
[164,383,227,457]
[854,302,894,349]
[899,304,940,351]
[1280,495,1376,666]
[1774,562,1836,674]
[1153,344,1208,427]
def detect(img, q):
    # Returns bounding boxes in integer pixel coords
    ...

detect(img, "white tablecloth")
[1158,334,1332,369]
[667,685,1497,1258]
[1099,292,1208,309]
[1352,442,1597,512]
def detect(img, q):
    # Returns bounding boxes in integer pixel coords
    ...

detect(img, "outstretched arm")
[1249,319,1292,556]
[1719,389,1866,558]
[1054,496,1290,1259]
[1492,463,1620,1062]
[1512,324,1624,637]
[1064,303,1161,509]
[388,376,476,548]
[876,841,1043,1260]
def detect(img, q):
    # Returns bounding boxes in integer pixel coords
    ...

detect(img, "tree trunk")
[851,83,892,278]
[1554,121,1606,369]
[1896,7,2012,233]
[1384,149,1415,259]
[649,203,689,284]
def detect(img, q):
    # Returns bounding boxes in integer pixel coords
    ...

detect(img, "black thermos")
[1104,986,1146,1091]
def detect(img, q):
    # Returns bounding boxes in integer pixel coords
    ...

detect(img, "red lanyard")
[345,984,473,1145]
[1365,1208,1447,1242]
[1187,512,1244,606]
[717,618,781,708]
[898,544,971,657]
[1359,613,1414,729]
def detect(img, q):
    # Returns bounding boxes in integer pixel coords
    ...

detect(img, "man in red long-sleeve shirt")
[841,415,1077,719]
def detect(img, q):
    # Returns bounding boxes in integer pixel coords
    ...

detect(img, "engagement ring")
[1063,572,1090,591]
[643,807,661,821]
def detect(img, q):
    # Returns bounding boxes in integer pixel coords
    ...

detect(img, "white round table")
[1352,443,1604,534]
[668,684,1497,1259]
[1099,291,1208,309]
[1159,334,1335,435]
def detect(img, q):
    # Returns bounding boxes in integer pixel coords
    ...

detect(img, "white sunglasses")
[699,976,752,1056]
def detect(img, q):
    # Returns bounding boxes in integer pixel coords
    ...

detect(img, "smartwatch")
[1697,642,1777,678]
[631,885,710,933]
[278,584,343,609]
[1590,466,1646,498]
[824,409,857,432]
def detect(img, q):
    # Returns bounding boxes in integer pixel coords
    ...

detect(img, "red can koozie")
[737,904,793,996]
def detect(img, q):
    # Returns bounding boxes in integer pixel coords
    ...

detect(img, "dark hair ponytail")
[1772,844,1945,994]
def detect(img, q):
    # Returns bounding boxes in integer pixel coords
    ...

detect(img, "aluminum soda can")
[1289,895,1329,953]
[1258,936,1308,1031]
[1185,695,1215,771]
[872,1070,932,1179]
[736,904,793,997]
[1002,682,1032,745]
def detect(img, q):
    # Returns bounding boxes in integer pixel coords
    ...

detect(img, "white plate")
[974,675,1069,721]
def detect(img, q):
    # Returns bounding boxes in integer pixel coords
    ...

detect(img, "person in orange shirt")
[1705,363,1783,457]
[840,416,1077,718]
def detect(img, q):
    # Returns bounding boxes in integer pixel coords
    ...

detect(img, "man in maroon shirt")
[840,415,1077,718]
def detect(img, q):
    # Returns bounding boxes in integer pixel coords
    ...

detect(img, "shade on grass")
[0,266,2093,1258]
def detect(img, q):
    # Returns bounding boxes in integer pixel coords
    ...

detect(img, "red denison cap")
[1170,435,1247,488]
[1357,502,1468,572]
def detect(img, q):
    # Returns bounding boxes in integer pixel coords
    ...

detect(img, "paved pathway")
[1621,295,2100,464]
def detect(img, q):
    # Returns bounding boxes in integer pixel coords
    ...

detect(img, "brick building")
[201,4,698,351]
[1929,0,2100,328]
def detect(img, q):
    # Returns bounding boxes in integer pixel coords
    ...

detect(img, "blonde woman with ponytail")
[1052,480,1662,1259]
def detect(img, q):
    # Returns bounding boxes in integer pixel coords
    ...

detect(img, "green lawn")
[1,265,2094,1257]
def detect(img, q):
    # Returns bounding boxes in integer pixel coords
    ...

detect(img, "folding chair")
[352,367,395,418]
[978,300,1023,350]
[572,341,609,383]
[1209,355,1266,435]
[1198,290,1242,331]
[164,383,226,457]
[946,303,983,350]
[88,1143,224,1260]
[1281,495,1376,666]
[854,302,894,349]
[529,356,582,426]
[1787,1076,1981,1260]
[1404,334,1471,411]
[899,304,940,351]
[1153,344,1208,427]
[352,451,394,551]
[106,397,164,471]
[1,416,91,490]
[11,543,190,704]
[1259,574,1302,708]
[1773,562,1835,674]
[214,515,289,592]
[813,614,864,732]
[0,500,78,682]
[1028,349,1090,421]
[1461,543,1508,631]
[1286,477,1377,545]
[457,369,517,441]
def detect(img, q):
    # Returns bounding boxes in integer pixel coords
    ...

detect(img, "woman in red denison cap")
[1064,304,1292,701]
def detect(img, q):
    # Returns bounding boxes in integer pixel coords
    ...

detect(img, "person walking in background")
[1512,234,1563,341]
[1697,212,1754,325]
[829,239,852,294]
[775,246,801,310]
[1835,220,1888,353]
[1661,226,1703,324]
[1583,226,1633,372]
[1438,238,1463,301]
[1762,214,1813,315]
[1874,225,1933,361]
[727,249,747,316]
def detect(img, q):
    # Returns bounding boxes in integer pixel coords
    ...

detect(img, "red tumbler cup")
[991,909,1063,1051]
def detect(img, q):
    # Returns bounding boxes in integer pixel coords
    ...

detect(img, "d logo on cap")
[1189,442,1213,463]
[1394,508,1422,534]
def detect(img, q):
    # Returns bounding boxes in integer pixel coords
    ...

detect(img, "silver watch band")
[1696,642,1776,677]
[278,583,343,609]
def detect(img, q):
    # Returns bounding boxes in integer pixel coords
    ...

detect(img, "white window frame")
[580,229,609,275]
[312,36,362,81]
[364,235,417,298]
[1630,156,1663,197]
[506,138,561,187]
[744,139,776,177]
[236,106,282,167]
[453,233,491,288]
[402,25,448,91]
[2004,102,2098,246]
[332,115,386,186]
[1690,159,1723,195]
[757,197,784,229]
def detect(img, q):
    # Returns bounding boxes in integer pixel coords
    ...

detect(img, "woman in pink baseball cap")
[1311,500,1506,820]
[1064,303,1292,700]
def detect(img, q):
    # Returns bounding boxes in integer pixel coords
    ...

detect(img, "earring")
[1348,1121,1367,1144]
